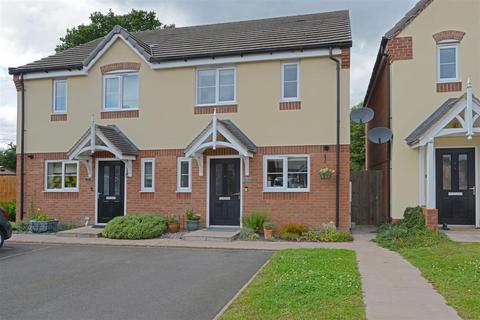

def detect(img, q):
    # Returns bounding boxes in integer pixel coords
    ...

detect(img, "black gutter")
[329,48,341,229]
[20,74,25,220]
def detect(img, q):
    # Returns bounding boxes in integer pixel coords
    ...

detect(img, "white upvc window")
[196,67,236,105]
[103,73,139,110]
[141,158,155,192]
[45,160,79,192]
[437,43,459,82]
[53,79,67,113]
[177,157,192,192]
[281,62,300,100]
[263,155,309,192]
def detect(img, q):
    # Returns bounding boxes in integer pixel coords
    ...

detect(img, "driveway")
[445,229,480,242]
[0,243,271,320]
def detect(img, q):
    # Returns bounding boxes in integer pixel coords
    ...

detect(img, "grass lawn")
[221,248,365,320]
[399,241,480,320]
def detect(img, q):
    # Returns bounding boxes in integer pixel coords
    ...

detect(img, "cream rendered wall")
[18,39,350,153]
[389,0,480,218]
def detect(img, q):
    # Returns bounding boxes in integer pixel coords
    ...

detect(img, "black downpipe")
[386,62,392,223]
[20,74,25,220]
[329,48,341,229]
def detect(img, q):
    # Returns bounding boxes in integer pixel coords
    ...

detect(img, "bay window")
[264,155,309,192]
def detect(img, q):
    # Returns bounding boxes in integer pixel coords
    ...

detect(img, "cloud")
[0,0,418,145]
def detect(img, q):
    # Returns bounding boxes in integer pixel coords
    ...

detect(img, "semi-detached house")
[9,11,352,230]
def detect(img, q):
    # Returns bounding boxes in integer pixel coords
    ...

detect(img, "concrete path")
[353,231,461,320]
[446,230,480,242]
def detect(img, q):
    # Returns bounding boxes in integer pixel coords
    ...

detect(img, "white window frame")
[281,62,300,101]
[263,155,310,192]
[140,158,155,192]
[53,79,67,113]
[437,43,459,83]
[44,160,79,192]
[103,72,139,111]
[177,157,192,192]
[196,67,236,106]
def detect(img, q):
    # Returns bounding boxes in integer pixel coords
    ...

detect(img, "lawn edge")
[213,257,272,320]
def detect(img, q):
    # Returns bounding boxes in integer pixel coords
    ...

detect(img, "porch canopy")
[405,79,480,208]
[185,110,257,176]
[68,120,139,179]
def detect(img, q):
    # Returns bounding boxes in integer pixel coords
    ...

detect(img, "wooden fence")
[351,170,385,225]
[0,176,16,202]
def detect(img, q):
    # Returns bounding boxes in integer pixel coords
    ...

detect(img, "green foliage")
[0,199,16,221]
[166,214,180,224]
[11,220,29,232]
[280,232,300,241]
[56,9,174,52]
[239,227,259,240]
[280,223,307,235]
[0,142,16,171]
[376,206,448,250]
[102,215,166,240]
[300,222,353,242]
[221,249,366,319]
[185,209,200,221]
[30,213,53,221]
[54,223,79,232]
[262,222,274,230]
[242,211,268,233]
[350,103,365,172]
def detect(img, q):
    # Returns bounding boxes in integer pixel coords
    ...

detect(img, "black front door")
[210,159,241,226]
[98,161,125,224]
[436,148,476,225]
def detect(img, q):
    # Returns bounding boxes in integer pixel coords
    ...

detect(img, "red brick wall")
[341,48,350,69]
[17,145,350,230]
[100,62,140,74]
[432,30,465,43]
[386,37,413,62]
[436,82,462,93]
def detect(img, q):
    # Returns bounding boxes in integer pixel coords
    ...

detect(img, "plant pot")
[167,223,180,233]
[186,219,200,231]
[263,228,272,240]
[29,220,59,233]
[319,172,333,179]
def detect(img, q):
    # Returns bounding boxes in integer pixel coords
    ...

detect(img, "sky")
[0,0,418,148]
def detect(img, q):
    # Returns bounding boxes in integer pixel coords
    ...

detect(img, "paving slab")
[56,226,103,238]
[445,229,480,242]
[353,231,461,320]
[182,228,240,241]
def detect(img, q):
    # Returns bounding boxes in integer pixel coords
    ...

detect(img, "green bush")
[301,224,353,242]
[239,227,259,240]
[280,231,301,241]
[11,220,29,232]
[376,206,448,250]
[30,213,54,221]
[102,215,167,240]
[242,211,268,233]
[280,223,307,235]
[0,199,16,222]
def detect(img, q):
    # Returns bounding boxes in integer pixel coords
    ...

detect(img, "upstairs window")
[281,62,299,100]
[141,158,155,192]
[197,68,236,105]
[437,44,458,82]
[104,73,139,110]
[45,160,78,192]
[53,80,67,113]
[177,157,192,192]
[264,155,309,192]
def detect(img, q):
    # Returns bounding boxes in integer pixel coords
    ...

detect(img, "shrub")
[11,220,29,232]
[102,215,166,240]
[263,222,274,230]
[30,213,54,221]
[242,211,268,233]
[376,206,448,250]
[280,232,301,241]
[0,199,16,222]
[300,223,353,242]
[280,223,307,235]
[239,227,259,240]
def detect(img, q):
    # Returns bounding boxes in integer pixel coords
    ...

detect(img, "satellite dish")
[368,127,393,144]
[350,107,374,124]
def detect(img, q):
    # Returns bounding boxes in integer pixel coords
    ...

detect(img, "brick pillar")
[422,207,438,230]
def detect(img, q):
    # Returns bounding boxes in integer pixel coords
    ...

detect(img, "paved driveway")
[0,243,271,320]
[445,230,480,242]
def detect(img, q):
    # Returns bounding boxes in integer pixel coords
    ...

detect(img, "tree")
[56,9,174,52]
[350,103,365,171]
[0,142,16,171]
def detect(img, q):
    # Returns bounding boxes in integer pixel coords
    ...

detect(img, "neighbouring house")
[365,0,480,228]
[9,11,351,229]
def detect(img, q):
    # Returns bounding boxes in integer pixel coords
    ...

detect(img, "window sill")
[436,82,462,93]
[101,109,139,119]
[51,114,67,121]
[44,189,78,193]
[176,190,192,193]
[263,189,309,193]
[140,190,155,193]
[194,104,237,115]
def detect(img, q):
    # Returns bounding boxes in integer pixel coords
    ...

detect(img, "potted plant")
[167,214,180,233]
[185,209,201,231]
[263,222,274,240]
[318,167,335,179]
[29,210,58,233]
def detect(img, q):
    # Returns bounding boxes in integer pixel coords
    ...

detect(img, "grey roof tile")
[9,10,351,74]
[384,0,433,39]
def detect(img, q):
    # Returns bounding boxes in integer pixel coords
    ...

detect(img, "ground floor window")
[141,158,155,192]
[177,157,192,192]
[263,155,309,192]
[45,160,79,192]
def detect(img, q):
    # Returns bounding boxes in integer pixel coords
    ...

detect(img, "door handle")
[470,186,476,195]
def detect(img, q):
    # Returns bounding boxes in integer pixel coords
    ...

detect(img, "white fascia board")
[22,44,342,80]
